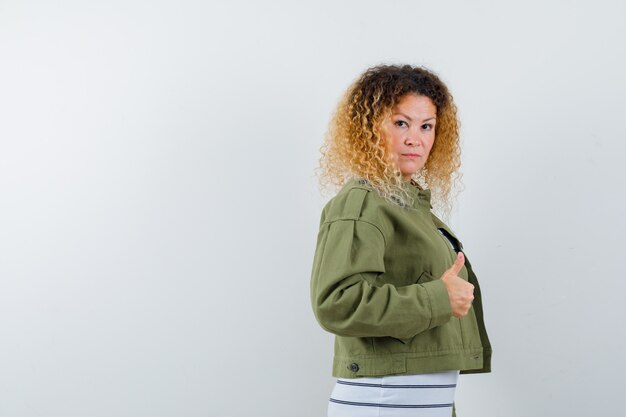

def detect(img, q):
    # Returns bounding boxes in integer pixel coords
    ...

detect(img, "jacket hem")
[460,347,492,374]
[332,347,487,378]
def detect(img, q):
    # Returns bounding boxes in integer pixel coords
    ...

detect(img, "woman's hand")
[440,252,474,318]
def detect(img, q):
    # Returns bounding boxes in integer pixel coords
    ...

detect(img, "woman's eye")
[395,120,408,128]
[422,123,433,130]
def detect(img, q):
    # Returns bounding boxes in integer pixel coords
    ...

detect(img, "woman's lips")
[402,153,420,158]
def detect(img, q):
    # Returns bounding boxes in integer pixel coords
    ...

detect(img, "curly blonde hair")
[316,64,464,219]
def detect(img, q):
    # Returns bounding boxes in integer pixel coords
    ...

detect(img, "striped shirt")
[328,370,460,417]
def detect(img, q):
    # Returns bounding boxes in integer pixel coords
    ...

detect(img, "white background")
[1,1,625,416]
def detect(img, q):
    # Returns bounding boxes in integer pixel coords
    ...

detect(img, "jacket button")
[349,363,360,372]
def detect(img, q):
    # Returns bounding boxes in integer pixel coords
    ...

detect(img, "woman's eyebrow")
[396,112,437,122]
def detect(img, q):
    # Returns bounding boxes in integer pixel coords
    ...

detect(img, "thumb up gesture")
[440,252,474,318]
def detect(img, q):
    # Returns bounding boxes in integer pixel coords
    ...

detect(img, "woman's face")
[381,93,437,181]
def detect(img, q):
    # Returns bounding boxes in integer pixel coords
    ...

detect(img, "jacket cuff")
[420,279,453,328]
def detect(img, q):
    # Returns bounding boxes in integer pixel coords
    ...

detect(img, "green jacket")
[310,177,492,382]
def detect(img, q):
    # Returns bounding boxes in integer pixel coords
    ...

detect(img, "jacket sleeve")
[310,218,453,340]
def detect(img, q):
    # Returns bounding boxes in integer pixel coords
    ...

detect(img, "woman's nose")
[405,132,422,146]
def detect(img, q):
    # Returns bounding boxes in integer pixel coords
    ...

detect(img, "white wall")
[1,1,625,416]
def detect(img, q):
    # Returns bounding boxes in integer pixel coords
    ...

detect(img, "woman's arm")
[310,218,452,340]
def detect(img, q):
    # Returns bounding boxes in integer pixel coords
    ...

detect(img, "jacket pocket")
[416,270,436,284]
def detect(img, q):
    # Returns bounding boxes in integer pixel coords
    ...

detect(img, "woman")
[310,64,492,417]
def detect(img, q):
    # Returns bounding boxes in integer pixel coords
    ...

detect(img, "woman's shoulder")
[321,177,387,224]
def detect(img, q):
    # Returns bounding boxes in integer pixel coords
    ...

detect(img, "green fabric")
[310,178,492,379]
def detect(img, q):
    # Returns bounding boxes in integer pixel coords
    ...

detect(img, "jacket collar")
[350,177,433,210]
[406,180,433,210]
